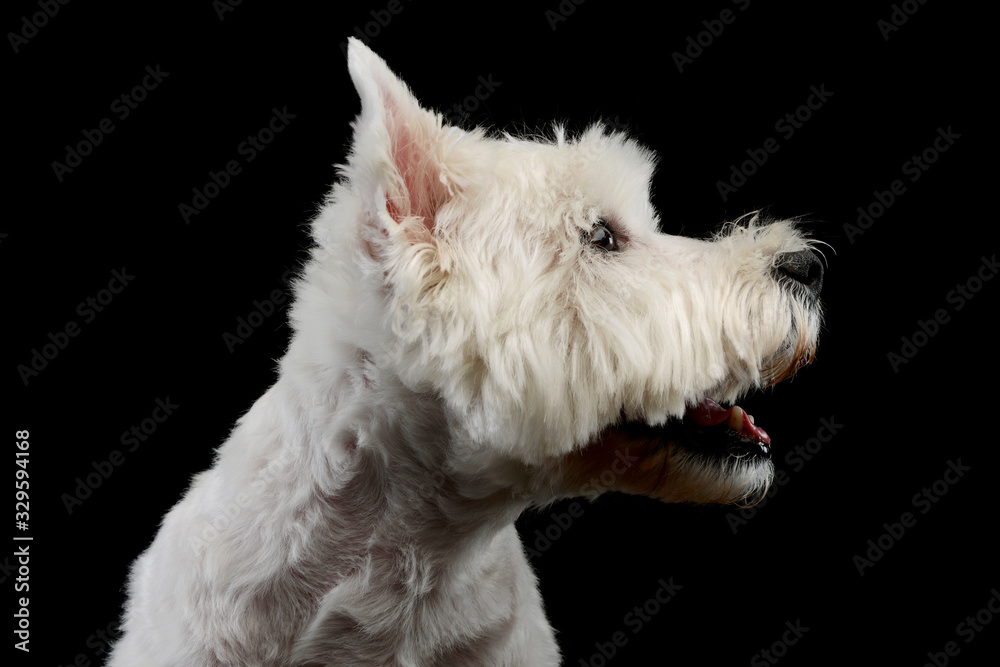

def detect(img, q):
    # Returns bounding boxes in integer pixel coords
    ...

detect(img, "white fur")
[107,39,822,666]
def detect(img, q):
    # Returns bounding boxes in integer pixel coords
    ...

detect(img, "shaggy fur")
[107,39,823,666]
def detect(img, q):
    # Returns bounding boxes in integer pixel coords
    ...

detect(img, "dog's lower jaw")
[547,418,775,506]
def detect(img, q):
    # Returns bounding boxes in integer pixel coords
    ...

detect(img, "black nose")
[775,249,824,298]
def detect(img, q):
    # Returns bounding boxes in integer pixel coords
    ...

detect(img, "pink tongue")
[687,397,771,446]
[688,397,731,426]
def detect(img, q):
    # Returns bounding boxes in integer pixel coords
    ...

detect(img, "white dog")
[108,38,823,666]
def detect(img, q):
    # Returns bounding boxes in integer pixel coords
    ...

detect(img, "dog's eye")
[586,219,618,252]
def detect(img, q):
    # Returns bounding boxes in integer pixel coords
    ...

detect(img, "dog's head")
[298,39,824,506]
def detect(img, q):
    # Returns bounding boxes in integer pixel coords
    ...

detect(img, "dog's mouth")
[605,396,772,462]
[566,395,778,503]
[676,396,772,460]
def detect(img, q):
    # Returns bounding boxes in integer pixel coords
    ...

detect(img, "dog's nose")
[775,249,824,297]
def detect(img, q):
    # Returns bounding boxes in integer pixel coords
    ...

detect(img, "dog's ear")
[346,38,473,240]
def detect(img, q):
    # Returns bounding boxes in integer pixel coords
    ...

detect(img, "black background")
[7,1,996,665]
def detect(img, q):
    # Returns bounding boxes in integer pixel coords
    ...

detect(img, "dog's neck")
[275,351,531,572]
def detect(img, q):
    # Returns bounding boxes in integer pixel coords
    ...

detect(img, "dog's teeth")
[727,405,745,432]
[747,414,755,424]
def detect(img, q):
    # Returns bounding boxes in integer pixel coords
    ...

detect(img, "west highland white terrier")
[108,38,824,666]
